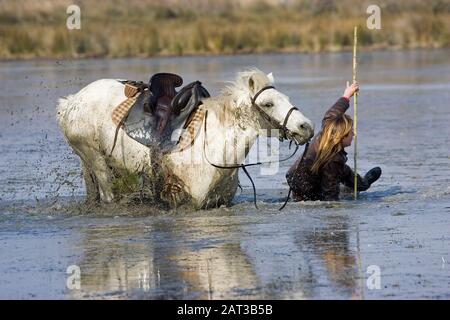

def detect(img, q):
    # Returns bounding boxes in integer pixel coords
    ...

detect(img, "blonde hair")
[311,114,353,174]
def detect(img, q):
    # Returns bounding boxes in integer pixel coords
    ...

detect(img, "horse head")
[237,69,314,145]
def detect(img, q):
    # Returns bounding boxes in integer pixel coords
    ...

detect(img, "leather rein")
[203,85,301,210]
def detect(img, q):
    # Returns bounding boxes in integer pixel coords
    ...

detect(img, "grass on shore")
[1,0,450,59]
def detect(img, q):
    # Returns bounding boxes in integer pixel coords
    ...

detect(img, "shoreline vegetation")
[1,0,450,60]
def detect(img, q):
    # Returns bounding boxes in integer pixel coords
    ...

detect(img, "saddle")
[111,73,210,153]
[148,73,183,137]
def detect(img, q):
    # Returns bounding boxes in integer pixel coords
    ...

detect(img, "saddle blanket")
[111,81,207,153]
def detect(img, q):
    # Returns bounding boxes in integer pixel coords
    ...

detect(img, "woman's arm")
[322,81,359,128]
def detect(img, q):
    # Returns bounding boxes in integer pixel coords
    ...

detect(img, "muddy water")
[1,50,450,299]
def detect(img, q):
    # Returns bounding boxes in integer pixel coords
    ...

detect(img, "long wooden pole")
[353,26,358,200]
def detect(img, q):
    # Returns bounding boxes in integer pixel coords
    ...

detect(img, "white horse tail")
[56,96,72,129]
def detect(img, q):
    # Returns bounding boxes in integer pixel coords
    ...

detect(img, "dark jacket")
[286,97,368,201]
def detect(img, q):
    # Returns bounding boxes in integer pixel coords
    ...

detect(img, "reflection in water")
[303,219,360,298]
[69,212,362,299]
[71,224,157,299]
[70,215,261,299]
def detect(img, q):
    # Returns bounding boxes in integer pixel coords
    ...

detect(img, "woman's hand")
[343,80,359,99]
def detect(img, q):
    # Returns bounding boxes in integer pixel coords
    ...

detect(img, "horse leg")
[73,144,115,203]
[81,162,100,203]
[90,156,115,203]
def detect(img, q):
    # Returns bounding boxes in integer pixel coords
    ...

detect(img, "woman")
[286,81,381,201]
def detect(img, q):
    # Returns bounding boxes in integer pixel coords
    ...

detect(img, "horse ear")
[248,75,256,93]
[247,72,265,94]
[267,72,275,84]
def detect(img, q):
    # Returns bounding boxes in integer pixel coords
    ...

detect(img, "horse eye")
[264,102,274,108]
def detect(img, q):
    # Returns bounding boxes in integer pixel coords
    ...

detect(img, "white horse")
[57,69,314,209]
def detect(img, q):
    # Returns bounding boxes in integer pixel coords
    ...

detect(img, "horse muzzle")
[289,121,314,145]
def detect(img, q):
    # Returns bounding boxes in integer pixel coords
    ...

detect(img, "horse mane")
[209,68,271,109]
[204,68,272,126]
[220,68,271,98]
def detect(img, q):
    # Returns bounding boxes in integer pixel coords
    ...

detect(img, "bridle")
[250,86,299,141]
[203,85,303,210]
